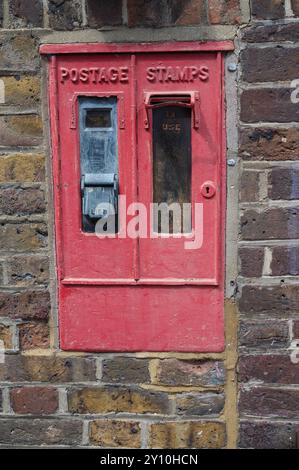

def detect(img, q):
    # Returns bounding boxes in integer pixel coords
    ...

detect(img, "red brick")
[241,208,299,240]
[208,0,242,24]
[240,171,260,202]
[240,386,299,418]
[10,387,58,414]
[239,128,299,161]
[242,22,299,43]
[239,320,289,349]
[241,88,299,123]
[269,168,299,200]
[19,322,50,350]
[127,0,207,27]
[251,0,285,19]
[240,420,298,449]
[239,247,264,278]
[0,290,50,321]
[239,355,299,384]
[271,246,299,276]
[239,285,299,315]
[156,359,225,386]
[241,47,299,83]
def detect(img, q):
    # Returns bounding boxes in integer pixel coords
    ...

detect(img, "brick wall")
[238,0,299,448]
[0,0,298,449]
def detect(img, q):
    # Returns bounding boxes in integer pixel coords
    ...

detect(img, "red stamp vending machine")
[40,41,233,352]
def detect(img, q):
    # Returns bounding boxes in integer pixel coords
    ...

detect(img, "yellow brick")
[89,420,141,448]
[148,421,226,449]
[68,386,169,414]
[0,324,13,349]
[0,153,45,182]
[0,76,40,107]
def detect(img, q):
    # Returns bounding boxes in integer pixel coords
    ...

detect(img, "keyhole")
[201,181,216,198]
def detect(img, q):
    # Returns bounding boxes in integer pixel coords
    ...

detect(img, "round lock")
[201,181,216,199]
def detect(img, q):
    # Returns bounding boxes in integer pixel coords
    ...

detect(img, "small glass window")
[153,105,192,234]
[85,108,112,128]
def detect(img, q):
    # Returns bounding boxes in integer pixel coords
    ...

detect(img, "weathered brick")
[176,392,225,416]
[89,420,141,448]
[241,47,299,83]
[127,0,207,27]
[242,22,299,43]
[68,386,170,414]
[239,320,289,349]
[241,208,299,240]
[0,290,49,321]
[239,285,299,315]
[269,168,299,200]
[148,421,226,448]
[0,418,82,446]
[240,386,299,419]
[0,115,43,147]
[102,357,150,384]
[0,32,39,71]
[0,75,40,107]
[19,322,50,350]
[251,0,285,19]
[10,386,58,414]
[0,355,96,383]
[240,420,298,449]
[208,0,242,24]
[9,0,43,28]
[156,359,225,386]
[0,223,47,252]
[7,255,49,286]
[271,246,299,276]
[240,171,260,202]
[48,0,82,30]
[292,0,299,15]
[241,88,299,123]
[0,154,45,183]
[293,319,299,338]
[239,355,299,384]
[239,128,299,162]
[239,247,264,278]
[0,186,45,216]
[0,323,13,349]
[86,0,122,27]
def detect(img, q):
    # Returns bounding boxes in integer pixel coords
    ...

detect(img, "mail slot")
[40,41,233,352]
